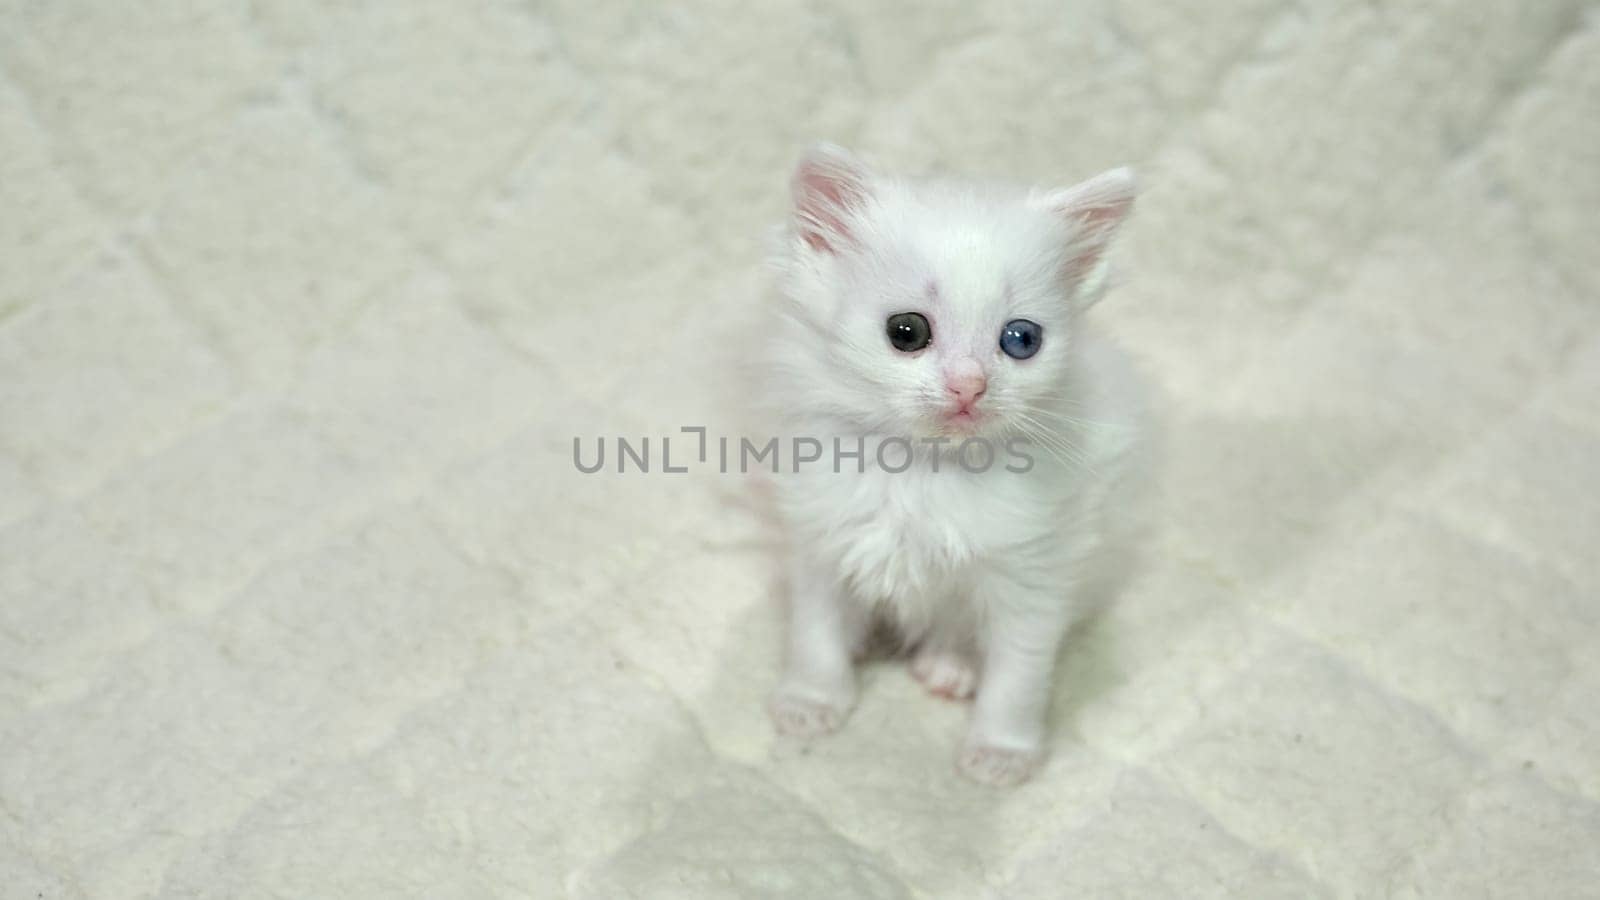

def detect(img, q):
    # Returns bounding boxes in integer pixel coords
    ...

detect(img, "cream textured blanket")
[2,2,1597,896]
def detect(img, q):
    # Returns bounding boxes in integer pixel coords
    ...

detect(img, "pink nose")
[945,361,987,410]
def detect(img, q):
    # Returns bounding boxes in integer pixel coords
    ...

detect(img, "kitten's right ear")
[791,143,872,254]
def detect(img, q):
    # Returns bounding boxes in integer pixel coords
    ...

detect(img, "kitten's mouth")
[940,407,987,434]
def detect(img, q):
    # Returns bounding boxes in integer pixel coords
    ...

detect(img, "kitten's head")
[771,144,1136,445]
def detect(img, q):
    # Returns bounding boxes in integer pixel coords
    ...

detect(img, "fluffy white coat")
[762,144,1144,786]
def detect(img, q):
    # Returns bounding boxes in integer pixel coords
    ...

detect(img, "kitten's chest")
[790,465,1024,604]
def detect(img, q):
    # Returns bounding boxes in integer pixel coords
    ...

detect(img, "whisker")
[1005,411,1098,475]
[1019,405,1125,431]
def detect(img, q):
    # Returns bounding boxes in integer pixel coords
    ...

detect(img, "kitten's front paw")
[768,686,852,737]
[910,649,977,700]
[958,741,1044,787]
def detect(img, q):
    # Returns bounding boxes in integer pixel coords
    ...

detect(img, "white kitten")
[760,144,1145,786]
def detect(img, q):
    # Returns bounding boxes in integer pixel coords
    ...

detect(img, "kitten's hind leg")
[910,644,978,700]
[769,560,863,737]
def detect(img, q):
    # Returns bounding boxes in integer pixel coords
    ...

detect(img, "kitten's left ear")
[1032,168,1137,300]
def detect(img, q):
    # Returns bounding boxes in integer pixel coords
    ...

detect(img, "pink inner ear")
[1062,203,1126,276]
[797,169,852,252]
[1073,194,1133,232]
[793,148,870,254]
[1043,168,1136,278]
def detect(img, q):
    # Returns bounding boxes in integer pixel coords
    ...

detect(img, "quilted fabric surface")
[2,2,1598,896]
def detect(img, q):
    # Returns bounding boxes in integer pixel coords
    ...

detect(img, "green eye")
[886,312,932,352]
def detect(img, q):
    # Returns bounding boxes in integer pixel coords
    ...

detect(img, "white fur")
[761,145,1144,786]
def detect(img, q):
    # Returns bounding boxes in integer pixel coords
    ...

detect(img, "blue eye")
[999,319,1042,359]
